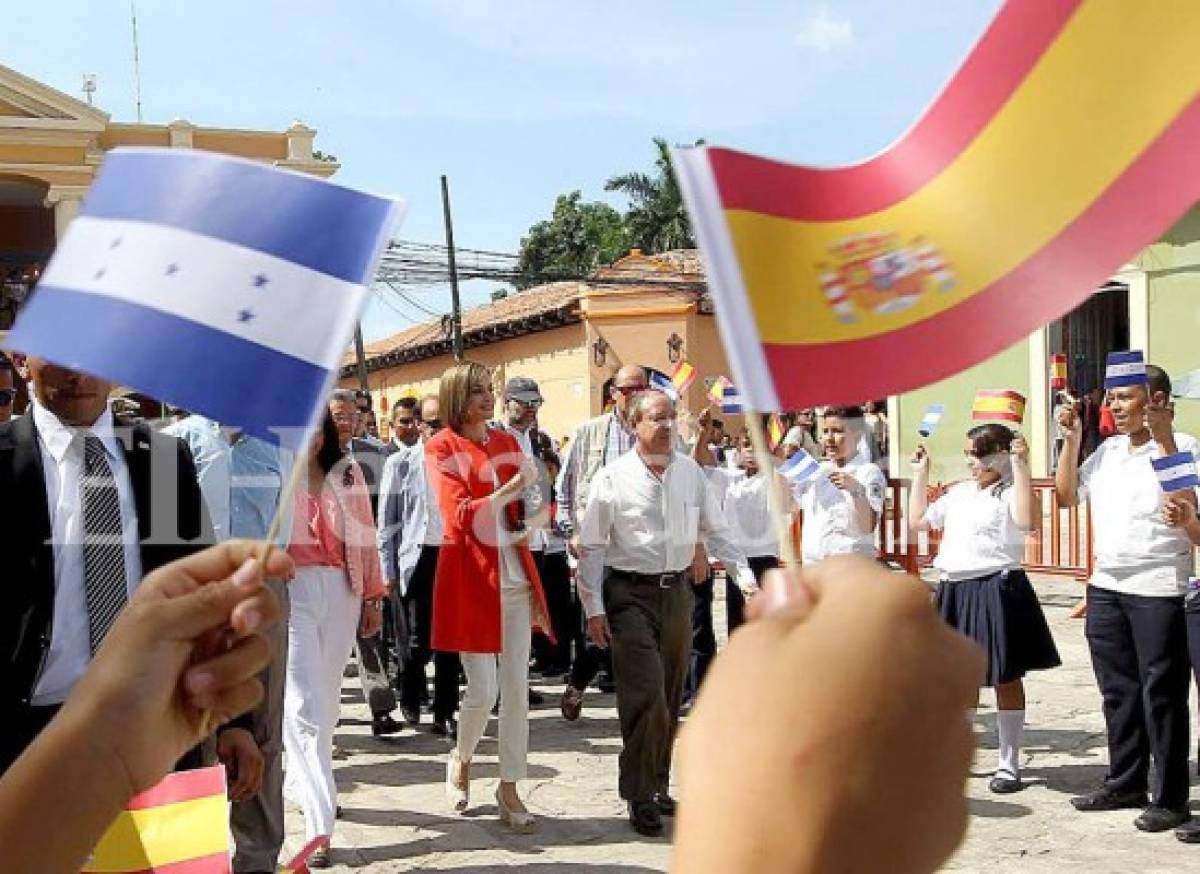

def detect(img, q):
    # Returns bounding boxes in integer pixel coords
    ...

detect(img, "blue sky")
[7,0,1001,341]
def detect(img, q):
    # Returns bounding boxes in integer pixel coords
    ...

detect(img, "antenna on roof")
[130,1,143,122]
[81,73,97,106]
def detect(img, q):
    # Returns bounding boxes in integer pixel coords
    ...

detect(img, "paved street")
[287,575,1200,872]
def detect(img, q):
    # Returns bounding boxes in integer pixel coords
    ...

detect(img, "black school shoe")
[371,713,404,737]
[629,801,664,837]
[654,794,678,816]
[431,717,458,740]
[1134,805,1191,833]
[1176,819,1200,843]
[1070,787,1148,812]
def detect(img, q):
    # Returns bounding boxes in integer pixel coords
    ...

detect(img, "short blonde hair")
[439,360,492,432]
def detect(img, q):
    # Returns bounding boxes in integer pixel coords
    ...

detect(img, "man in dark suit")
[0,357,258,784]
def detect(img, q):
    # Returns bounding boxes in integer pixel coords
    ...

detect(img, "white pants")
[457,581,532,781]
[283,566,361,841]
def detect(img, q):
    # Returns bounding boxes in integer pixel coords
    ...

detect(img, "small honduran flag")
[1104,350,1147,390]
[972,389,1026,424]
[1050,353,1068,390]
[1151,451,1200,493]
[720,383,744,414]
[779,447,821,484]
[649,370,679,401]
[918,403,945,437]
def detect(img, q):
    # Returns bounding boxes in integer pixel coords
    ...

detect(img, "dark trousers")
[570,571,613,690]
[232,577,288,872]
[532,550,574,672]
[402,546,460,721]
[1085,585,1191,808]
[1185,590,1200,762]
[685,572,716,703]
[726,556,781,635]
[604,570,693,802]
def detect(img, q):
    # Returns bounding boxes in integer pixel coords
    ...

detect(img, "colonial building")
[0,63,337,330]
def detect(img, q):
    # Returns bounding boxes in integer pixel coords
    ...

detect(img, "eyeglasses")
[613,384,648,397]
[0,389,13,406]
[394,417,418,427]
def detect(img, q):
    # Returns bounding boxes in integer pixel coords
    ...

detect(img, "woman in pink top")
[283,410,385,866]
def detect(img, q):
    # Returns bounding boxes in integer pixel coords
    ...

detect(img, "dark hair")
[1146,364,1171,399]
[393,396,418,414]
[0,351,11,373]
[967,423,1014,457]
[315,410,344,474]
[824,405,865,420]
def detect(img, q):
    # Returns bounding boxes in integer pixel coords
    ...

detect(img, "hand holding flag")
[1152,451,1200,493]
[917,403,945,437]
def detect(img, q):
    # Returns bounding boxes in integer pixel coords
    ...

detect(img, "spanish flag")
[767,413,785,451]
[972,390,1026,424]
[670,360,697,394]
[708,375,733,404]
[83,766,229,873]
[674,0,1200,411]
[1049,354,1068,390]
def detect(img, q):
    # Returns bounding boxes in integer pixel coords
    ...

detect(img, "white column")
[1026,326,1050,477]
[1122,268,1150,351]
[45,188,85,241]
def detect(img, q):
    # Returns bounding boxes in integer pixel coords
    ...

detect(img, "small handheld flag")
[281,837,329,874]
[708,375,733,405]
[83,766,229,873]
[670,360,697,394]
[7,148,402,453]
[649,370,680,401]
[1104,350,1148,390]
[918,403,945,437]
[1151,451,1200,493]
[672,1,1200,411]
[767,413,785,450]
[779,447,822,485]
[972,390,1026,424]
[1050,353,1068,390]
[720,384,744,415]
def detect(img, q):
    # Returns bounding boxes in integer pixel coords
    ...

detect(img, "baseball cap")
[505,376,543,404]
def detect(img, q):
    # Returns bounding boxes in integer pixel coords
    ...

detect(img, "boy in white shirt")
[1056,359,1195,834]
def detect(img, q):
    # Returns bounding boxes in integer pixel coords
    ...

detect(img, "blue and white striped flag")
[779,447,821,485]
[1151,451,1200,492]
[721,384,744,414]
[1104,350,1147,390]
[918,403,945,437]
[649,370,679,401]
[8,148,402,450]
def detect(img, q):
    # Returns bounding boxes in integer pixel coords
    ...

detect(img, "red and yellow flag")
[707,375,733,405]
[83,766,229,874]
[767,413,785,451]
[670,361,697,394]
[674,0,1200,410]
[972,389,1026,424]
[1049,353,1068,390]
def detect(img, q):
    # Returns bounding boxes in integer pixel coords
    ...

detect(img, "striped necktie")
[82,433,128,653]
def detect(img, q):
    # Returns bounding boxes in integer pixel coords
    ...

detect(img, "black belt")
[609,568,688,588]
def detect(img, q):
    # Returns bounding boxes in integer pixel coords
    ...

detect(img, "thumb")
[153,558,266,641]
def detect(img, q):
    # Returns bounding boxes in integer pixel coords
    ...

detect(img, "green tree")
[515,191,630,289]
[604,137,701,254]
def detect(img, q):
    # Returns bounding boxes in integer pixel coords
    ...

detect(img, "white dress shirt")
[926,481,1028,581]
[706,466,781,559]
[577,449,757,619]
[793,460,887,565]
[31,401,144,705]
[1079,432,1199,597]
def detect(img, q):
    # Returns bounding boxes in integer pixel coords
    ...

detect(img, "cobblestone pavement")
[284,575,1200,872]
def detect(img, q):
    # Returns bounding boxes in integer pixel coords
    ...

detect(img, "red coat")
[426,426,553,654]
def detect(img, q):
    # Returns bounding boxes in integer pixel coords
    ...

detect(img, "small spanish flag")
[83,766,230,874]
[708,375,733,404]
[671,361,697,394]
[767,413,785,450]
[1049,353,1068,390]
[972,389,1026,424]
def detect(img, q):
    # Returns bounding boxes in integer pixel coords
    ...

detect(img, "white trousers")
[456,582,532,781]
[283,566,361,841]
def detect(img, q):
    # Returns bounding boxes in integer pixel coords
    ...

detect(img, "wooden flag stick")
[744,410,799,569]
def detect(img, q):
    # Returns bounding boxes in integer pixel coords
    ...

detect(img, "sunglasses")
[613,384,648,397]
[0,389,13,406]
[511,398,543,409]
[422,418,443,430]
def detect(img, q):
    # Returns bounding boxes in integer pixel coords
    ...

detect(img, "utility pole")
[441,175,465,360]
[353,324,370,392]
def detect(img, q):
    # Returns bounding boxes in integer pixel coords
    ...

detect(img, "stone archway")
[0,174,53,329]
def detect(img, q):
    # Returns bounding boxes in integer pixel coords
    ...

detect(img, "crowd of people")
[2,346,1200,872]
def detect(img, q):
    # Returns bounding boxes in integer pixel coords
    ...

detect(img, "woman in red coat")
[426,360,553,833]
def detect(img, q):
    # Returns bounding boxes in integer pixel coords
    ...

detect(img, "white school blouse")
[925,481,1027,582]
[794,461,886,565]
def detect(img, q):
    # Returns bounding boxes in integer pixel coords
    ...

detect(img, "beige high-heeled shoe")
[446,751,469,813]
[495,787,537,834]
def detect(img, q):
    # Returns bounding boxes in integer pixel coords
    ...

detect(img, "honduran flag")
[918,403,945,437]
[779,447,821,485]
[1151,451,1200,493]
[720,384,744,415]
[82,766,230,873]
[8,148,402,451]
[1104,350,1148,390]
[649,370,680,401]
[673,0,1200,411]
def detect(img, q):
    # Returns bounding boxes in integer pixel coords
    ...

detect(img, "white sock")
[996,709,1025,779]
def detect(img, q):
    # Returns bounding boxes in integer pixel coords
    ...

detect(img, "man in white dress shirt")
[578,390,757,837]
